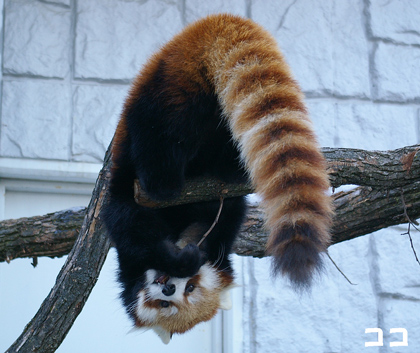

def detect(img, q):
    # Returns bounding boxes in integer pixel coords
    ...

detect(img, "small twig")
[407,229,420,267]
[401,191,420,227]
[400,191,420,267]
[197,196,224,247]
[326,251,357,285]
[401,223,420,267]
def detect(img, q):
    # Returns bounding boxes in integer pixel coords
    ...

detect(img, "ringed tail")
[204,15,334,288]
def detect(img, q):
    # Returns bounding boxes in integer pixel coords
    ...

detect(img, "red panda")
[102,13,333,343]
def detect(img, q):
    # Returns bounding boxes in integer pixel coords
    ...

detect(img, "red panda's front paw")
[174,244,207,278]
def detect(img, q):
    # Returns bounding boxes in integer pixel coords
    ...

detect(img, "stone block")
[51,0,70,6]
[0,0,3,81]
[306,100,336,147]
[330,236,379,352]
[334,103,418,150]
[372,226,420,300]
[252,0,333,94]
[370,0,420,45]
[331,0,370,98]
[184,0,246,24]
[374,43,420,102]
[243,257,341,353]
[3,0,71,78]
[252,0,369,97]
[381,298,420,350]
[1,80,71,160]
[75,0,183,81]
[72,84,129,162]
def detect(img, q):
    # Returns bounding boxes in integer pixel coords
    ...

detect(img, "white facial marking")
[165,277,189,303]
[145,269,158,283]
[136,292,158,323]
[142,263,224,315]
[198,263,220,290]
[144,269,194,304]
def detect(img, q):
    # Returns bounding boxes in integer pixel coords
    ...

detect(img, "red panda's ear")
[153,326,172,344]
[219,287,233,310]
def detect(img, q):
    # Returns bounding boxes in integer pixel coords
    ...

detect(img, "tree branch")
[325,145,420,188]
[0,208,85,263]
[232,182,420,256]
[3,144,419,352]
[132,144,420,208]
[5,149,112,353]
[1,144,419,263]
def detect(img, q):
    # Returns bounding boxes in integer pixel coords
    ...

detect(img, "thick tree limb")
[2,183,419,262]
[133,144,420,207]
[3,144,419,352]
[233,182,420,256]
[0,208,85,263]
[5,150,112,353]
[325,145,420,188]
[1,144,419,263]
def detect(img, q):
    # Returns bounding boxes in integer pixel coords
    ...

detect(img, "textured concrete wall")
[1,0,419,352]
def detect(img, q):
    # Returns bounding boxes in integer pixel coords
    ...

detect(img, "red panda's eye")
[185,284,195,293]
[160,300,170,308]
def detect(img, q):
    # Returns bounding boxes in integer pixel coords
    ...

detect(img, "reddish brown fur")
[114,14,333,288]
[111,116,128,169]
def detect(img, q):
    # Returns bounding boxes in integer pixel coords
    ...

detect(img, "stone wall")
[1,0,419,352]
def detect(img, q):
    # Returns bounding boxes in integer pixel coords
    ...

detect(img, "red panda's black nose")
[162,283,176,296]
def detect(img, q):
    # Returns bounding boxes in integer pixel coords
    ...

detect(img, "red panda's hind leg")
[134,148,187,201]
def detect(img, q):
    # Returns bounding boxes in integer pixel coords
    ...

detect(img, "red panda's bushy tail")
[210,15,334,288]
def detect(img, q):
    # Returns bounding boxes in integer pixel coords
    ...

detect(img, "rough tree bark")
[4,148,113,353]
[2,144,420,352]
[2,145,419,263]
[2,183,420,262]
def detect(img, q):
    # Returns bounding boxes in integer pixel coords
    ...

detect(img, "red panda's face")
[132,263,234,344]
